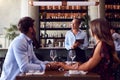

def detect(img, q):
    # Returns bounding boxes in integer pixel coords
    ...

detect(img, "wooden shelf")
[40,37,65,39]
[106,18,120,22]
[39,19,73,22]
[39,18,86,22]
[40,28,70,30]
[40,10,87,13]
[105,9,120,13]
[40,27,87,30]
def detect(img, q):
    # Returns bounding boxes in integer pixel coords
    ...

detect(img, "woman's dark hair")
[18,17,34,34]
[90,18,115,51]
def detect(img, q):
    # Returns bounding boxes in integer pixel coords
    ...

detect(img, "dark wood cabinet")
[105,0,120,29]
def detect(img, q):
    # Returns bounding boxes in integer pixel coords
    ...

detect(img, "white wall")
[0,0,21,28]
[21,0,29,17]
[88,0,99,20]
[0,0,39,48]
[0,0,21,48]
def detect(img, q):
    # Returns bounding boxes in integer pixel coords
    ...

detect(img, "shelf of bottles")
[39,4,88,47]
[40,21,69,47]
[39,6,87,20]
[105,0,120,28]
[40,30,66,47]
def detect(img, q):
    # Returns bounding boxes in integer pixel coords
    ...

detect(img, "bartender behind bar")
[65,18,89,63]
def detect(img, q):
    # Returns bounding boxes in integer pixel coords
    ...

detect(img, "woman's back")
[91,41,114,80]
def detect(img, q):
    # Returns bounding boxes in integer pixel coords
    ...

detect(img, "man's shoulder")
[79,30,87,35]
[66,30,72,34]
[113,33,120,38]
[13,35,27,44]
[67,30,71,32]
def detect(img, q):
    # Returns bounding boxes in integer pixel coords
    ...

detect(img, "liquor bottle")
[44,32,48,38]
[47,40,53,47]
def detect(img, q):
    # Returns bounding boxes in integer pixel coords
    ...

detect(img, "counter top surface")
[16,71,100,80]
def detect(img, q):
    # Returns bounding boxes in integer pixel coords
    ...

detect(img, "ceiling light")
[67,1,99,6]
[29,1,62,6]
[29,0,99,6]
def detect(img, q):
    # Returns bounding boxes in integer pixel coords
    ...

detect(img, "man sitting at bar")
[0,17,59,80]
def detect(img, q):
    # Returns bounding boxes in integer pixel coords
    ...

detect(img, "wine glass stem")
[71,58,75,65]
[52,58,55,62]
[71,59,73,65]
[53,59,54,62]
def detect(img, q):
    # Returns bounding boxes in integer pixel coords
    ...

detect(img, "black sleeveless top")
[90,41,114,80]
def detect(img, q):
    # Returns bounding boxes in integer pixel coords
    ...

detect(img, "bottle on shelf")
[47,40,53,47]
[44,32,48,38]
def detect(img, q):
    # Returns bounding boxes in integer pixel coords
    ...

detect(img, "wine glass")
[68,49,76,64]
[50,50,57,62]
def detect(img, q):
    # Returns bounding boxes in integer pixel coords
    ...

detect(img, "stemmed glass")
[68,49,76,64]
[50,50,57,62]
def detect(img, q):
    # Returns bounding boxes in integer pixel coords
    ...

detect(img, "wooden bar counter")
[16,71,100,80]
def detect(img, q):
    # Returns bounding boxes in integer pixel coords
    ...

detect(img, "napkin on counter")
[26,70,45,75]
[65,61,76,65]
[68,70,88,75]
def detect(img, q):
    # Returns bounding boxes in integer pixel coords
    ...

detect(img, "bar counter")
[16,71,100,80]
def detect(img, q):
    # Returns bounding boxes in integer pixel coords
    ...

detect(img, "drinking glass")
[50,50,57,62]
[68,49,76,64]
